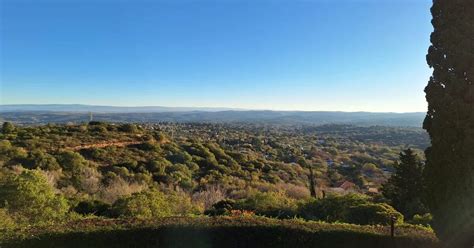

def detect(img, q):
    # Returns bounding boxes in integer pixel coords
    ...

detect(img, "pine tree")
[381,149,427,218]
[2,122,15,134]
[424,0,474,246]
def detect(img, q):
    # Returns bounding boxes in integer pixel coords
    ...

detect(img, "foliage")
[111,189,199,218]
[381,149,427,218]
[0,208,16,230]
[409,213,432,227]
[299,193,369,223]
[0,170,69,224]
[74,200,111,217]
[423,0,474,246]
[205,199,236,216]
[0,122,430,234]
[0,217,439,248]
[299,194,403,225]
[0,123,427,203]
[346,203,403,225]
[111,189,172,218]
[2,122,15,134]
[235,191,298,218]
[24,150,61,170]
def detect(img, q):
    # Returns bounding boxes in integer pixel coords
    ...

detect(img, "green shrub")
[410,213,433,227]
[112,190,172,218]
[299,194,404,225]
[236,191,298,218]
[111,189,199,218]
[24,150,61,170]
[205,199,236,216]
[0,217,439,248]
[0,208,15,230]
[165,191,202,215]
[0,170,69,224]
[117,124,138,133]
[346,203,404,225]
[299,193,370,222]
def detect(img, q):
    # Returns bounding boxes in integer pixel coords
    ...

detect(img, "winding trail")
[68,140,144,151]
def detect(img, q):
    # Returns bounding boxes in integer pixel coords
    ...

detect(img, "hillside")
[0,122,429,201]
[0,121,434,248]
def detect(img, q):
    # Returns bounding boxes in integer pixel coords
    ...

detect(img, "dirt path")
[68,140,144,151]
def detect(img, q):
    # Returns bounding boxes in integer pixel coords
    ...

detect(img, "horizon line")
[0,103,426,114]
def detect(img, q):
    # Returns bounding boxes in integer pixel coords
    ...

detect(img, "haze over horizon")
[1,0,432,112]
[0,103,425,114]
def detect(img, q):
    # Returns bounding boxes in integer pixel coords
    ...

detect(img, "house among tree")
[338,181,357,191]
[366,187,379,194]
[326,181,359,195]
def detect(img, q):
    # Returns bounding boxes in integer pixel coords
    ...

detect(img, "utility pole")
[390,215,396,238]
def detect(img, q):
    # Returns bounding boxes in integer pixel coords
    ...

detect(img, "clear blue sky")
[0,0,432,112]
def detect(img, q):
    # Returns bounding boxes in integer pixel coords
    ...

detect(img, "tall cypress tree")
[424,0,474,246]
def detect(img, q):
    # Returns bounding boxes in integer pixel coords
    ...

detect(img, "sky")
[0,0,433,112]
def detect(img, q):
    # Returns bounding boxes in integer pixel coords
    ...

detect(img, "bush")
[24,150,61,170]
[410,213,432,227]
[236,191,298,218]
[111,189,199,218]
[0,208,15,230]
[299,194,404,225]
[0,170,69,224]
[346,203,404,225]
[118,124,138,133]
[165,191,202,215]
[299,193,370,222]
[204,199,236,216]
[111,189,172,218]
[74,200,111,217]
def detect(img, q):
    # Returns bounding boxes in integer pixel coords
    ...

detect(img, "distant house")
[367,187,379,194]
[339,181,357,191]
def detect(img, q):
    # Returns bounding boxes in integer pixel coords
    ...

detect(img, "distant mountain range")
[0,104,426,127]
[0,104,239,113]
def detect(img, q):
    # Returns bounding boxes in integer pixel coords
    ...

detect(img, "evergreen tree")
[424,0,474,246]
[381,149,427,218]
[298,157,317,198]
[308,166,317,198]
[2,122,15,134]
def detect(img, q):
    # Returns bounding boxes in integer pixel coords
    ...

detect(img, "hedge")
[1,216,439,248]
